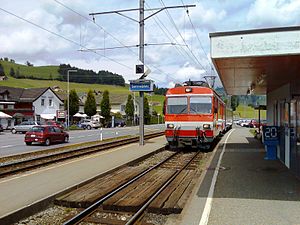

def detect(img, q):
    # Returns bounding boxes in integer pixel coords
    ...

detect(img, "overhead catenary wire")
[145,2,196,67]
[180,0,216,75]
[54,0,179,85]
[54,0,139,58]
[159,0,207,72]
[0,7,133,71]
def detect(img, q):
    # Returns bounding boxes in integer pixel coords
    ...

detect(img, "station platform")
[177,126,300,225]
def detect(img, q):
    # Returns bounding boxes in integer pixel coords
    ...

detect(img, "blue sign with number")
[263,126,279,142]
[263,126,279,160]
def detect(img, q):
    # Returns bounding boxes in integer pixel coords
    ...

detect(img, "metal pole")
[67,70,77,131]
[67,71,69,131]
[139,0,145,145]
[133,92,136,126]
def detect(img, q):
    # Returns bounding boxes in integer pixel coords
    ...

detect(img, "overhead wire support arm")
[89,4,196,23]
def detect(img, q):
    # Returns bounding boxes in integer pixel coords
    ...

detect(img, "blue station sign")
[129,79,154,92]
[263,126,279,143]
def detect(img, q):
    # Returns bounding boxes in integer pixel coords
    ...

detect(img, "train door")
[279,101,285,163]
[284,102,290,168]
[290,100,297,173]
[274,102,281,159]
[296,101,300,177]
[213,97,218,135]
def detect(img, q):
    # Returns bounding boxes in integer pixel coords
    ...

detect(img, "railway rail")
[62,150,202,225]
[0,131,164,178]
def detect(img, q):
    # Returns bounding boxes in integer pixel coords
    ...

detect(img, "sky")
[1,0,300,88]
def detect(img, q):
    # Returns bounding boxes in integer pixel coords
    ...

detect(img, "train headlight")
[167,124,174,129]
[185,87,192,93]
[203,124,211,129]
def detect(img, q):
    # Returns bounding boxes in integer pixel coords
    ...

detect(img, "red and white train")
[164,81,232,149]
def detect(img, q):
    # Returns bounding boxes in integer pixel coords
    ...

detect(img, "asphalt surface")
[0,124,164,157]
[177,126,300,225]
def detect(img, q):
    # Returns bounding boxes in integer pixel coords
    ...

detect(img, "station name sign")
[129,79,154,92]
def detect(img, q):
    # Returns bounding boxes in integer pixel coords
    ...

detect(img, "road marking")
[0,143,136,184]
[0,145,14,148]
[199,129,235,225]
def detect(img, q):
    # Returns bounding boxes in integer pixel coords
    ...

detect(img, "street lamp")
[157,114,160,124]
[67,69,77,130]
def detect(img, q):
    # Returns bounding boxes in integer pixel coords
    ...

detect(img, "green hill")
[234,104,266,119]
[0,59,60,80]
[0,59,164,114]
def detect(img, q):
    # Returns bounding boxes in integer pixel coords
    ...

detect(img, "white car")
[80,119,101,130]
[240,119,251,127]
[11,121,40,134]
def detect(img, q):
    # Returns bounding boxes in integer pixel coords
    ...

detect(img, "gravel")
[15,206,79,225]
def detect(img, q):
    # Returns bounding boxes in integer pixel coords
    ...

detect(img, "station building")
[210,26,300,178]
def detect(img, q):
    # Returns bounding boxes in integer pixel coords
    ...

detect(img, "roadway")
[0,124,165,157]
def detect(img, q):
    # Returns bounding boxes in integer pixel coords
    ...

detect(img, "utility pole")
[139,0,145,145]
[89,2,195,145]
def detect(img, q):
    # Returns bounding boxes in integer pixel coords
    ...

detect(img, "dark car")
[24,125,69,146]
[44,120,64,130]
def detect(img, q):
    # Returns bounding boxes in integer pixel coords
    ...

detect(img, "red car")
[249,119,267,128]
[24,125,69,146]
[44,120,64,130]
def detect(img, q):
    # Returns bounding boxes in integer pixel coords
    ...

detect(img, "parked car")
[240,119,251,127]
[0,124,3,132]
[24,125,69,146]
[11,121,40,134]
[249,119,259,128]
[80,119,101,130]
[249,119,267,128]
[43,120,64,129]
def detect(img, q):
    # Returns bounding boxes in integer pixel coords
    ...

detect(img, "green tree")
[65,89,79,119]
[0,64,5,76]
[144,96,150,125]
[9,67,15,77]
[125,94,134,122]
[231,95,239,111]
[162,99,166,115]
[15,69,20,78]
[84,90,97,117]
[100,90,111,124]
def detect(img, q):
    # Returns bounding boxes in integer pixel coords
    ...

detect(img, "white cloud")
[187,3,227,30]
[247,0,300,27]
[3,0,297,89]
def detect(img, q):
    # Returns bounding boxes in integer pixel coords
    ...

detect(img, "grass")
[1,59,60,79]
[234,104,266,119]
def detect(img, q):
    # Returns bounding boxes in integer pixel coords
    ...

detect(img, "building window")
[120,105,125,112]
[41,99,45,106]
[7,105,14,110]
[49,99,53,107]
[0,104,3,110]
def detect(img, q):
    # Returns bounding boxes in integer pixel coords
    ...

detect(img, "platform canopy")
[210,26,300,95]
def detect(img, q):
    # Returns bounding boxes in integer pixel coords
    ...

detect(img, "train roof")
[166,86,215,95]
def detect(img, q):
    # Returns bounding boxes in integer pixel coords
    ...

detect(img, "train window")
[167,97,188,114]
[190,97,212,114]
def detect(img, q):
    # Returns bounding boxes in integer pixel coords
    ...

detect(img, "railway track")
[0,132,164,178]
[61,150,202,225]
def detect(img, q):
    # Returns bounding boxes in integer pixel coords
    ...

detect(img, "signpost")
[129,79,154,92]
[263,126,279,160]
